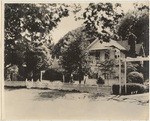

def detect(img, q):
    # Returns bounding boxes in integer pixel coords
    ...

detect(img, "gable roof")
[87,38,126,51]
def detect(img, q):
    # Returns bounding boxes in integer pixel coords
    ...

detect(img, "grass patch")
[38,89,81,100]
[88,93,105,99]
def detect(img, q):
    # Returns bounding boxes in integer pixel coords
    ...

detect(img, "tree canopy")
[117,3,149,57]
[52,2,149,82]
[82,2,124,42]
[5,3,71,80]
[52,26,94,58]
[52,26,92,80]
[5,2,149,81]
[52,2,125,79]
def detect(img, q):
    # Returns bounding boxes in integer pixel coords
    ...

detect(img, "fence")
[28,80,112,94]
[5,80,112,94]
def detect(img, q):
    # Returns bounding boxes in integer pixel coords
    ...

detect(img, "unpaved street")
[4,88,149,120]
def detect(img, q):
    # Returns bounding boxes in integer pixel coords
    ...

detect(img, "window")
[105,51,109,60]
[114,49,120,59]
[95,51,100,59]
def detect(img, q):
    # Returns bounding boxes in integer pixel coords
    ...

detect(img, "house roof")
[117,40,130,51]
[116,40,145,56]
[87,38,126,51]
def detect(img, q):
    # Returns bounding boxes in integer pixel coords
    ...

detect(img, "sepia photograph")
[2,0,149,120]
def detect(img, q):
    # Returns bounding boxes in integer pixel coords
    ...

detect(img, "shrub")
[127,71,144,84]
[112,83,146,95]
[127,62,137,74]
[5,65,19,81]
[72,74,84,81]
[64,73,71,83]
[43,69,63,81]
[97,77,105,84]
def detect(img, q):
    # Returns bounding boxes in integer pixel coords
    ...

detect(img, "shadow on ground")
[4,86,26,91]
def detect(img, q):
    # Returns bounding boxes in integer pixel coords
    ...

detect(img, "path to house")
[4,88,149,120]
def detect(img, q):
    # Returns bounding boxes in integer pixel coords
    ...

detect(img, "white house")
[87,38,127,81]
[87,38,126,60]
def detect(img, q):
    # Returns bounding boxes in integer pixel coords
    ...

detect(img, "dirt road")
[4,88,149,120]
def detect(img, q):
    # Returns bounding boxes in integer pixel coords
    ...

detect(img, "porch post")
[141,60,144,67]
[124,60,127,94]
[119,58,121,95]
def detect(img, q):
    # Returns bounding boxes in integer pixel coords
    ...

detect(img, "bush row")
[112,83,146,95]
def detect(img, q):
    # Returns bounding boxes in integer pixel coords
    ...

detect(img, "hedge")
[97,77,105,84]
[112,83,146,95]
[43,69,63,81]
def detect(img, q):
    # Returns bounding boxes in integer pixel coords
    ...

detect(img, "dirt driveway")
[4,88,149,120]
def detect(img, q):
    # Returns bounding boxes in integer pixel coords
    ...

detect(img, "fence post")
[63,74,65,83]
[40,70,45,82]
[25,78,28,87]
[40,71,42,82]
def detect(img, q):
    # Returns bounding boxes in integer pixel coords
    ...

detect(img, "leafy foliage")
[97,59,117,79]
[112,83,146,95]
[5,3,70,80]
[59,31,90,75]
[5,65,19,81]
[97,77,105,84]
[52,26,95,58]
[43,69,63,81]
[127,62,144,75]
[117,3,149,57]
[127,71,144,84]
[52,27,93,82]
[82,3,124,42]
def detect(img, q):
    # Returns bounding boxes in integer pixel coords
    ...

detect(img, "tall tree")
[53,27,92,83]
[5,3,71,80]
[52,26,94,57]
[117,3,149,57]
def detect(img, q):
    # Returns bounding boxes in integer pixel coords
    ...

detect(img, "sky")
[51,12,84,44]
[51,1,148,44]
